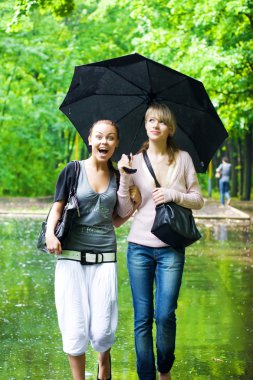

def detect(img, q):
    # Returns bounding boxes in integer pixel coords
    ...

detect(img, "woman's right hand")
[45,233,62,255]
[45,201,65,255]
[118,153,137,174]
[118,154,132,174]
[129,185,142,206]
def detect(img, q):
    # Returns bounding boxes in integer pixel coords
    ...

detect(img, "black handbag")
[143,151,201,249]
[37,160,81,252]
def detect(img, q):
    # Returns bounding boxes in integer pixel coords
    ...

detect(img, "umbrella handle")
[122,153,137,173]
[122,167,137,174]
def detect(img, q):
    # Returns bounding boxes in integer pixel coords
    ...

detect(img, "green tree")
[113,0,253,199]
[1,0,252,198]
[0,0,139,195]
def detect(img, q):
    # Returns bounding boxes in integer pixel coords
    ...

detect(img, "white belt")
[58,250,116,264]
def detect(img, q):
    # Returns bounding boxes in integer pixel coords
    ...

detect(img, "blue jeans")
[219,179,230,205]
[127,243,185,380]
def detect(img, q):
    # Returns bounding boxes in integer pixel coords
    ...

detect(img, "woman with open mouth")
[45,119,140,380]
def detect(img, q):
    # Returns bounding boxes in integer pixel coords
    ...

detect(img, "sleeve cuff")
[118,174,131,196]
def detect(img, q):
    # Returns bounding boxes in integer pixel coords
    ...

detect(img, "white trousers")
[55,260,118,356]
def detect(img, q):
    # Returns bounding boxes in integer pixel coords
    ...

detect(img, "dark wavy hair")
[89,119,120,187]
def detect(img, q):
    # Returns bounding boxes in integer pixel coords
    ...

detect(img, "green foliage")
[10,0,75,28]
[125,0,253,137]
[0,2,76,195]
[0,0,252,196]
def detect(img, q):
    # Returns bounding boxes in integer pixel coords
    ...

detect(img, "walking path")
[0,197,52,219]
[193,199,251,222]
[0,197,251,223]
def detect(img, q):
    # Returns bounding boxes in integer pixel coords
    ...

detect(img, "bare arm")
[45,200,65,254]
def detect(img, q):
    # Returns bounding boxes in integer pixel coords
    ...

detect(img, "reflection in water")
[0,218,252,379]
[214,223,228,241]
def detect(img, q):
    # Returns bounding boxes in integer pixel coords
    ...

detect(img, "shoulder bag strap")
[142,151,161,188]
[68,160,81,196]
[45,161,81,222]
[72,160,81,193]
[70,161,81,217]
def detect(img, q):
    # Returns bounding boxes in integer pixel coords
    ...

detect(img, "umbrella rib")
[93,93,146,97]
[95,69,210,114]
[61,93,148,109]
[156,95,212,114]
[145,60,154,95]
[101,66,149,96]
[157,91,214,113]
[116,100,147,124]
[177,121,200,150]
[156,77,189,94]
[176,120,203,168]
[155,78,214,113]
[116,101,148,153]
[129,113,146,152]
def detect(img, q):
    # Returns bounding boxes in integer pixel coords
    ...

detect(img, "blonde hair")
[139,103,178,164]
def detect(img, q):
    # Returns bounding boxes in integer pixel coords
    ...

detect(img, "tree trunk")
[242,125,253,200]
[227,138,238,197]
[213,152,222,191]
[238,138,243,199]
[66,130,76,163]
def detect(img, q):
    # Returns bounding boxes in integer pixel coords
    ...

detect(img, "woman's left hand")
[152,188,166,205]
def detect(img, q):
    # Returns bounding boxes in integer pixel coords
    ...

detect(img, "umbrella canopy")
[60,53,228,172]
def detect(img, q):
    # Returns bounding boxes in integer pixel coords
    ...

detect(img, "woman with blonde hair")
[117,103,204,380]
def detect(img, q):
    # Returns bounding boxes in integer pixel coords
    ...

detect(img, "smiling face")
[145,114,170,142]
[88,120,119,162]
[144,104,176,144]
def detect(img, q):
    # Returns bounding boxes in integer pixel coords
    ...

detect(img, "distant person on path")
[45,120,138,380]
[117,103,204,380]
[216,156,232,206]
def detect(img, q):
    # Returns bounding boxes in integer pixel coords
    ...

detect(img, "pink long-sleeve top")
[117,151,204,247]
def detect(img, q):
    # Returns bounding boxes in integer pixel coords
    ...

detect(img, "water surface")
[0,218,252,379]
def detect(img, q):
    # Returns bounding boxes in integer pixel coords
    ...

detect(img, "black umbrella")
[60,53,228,172]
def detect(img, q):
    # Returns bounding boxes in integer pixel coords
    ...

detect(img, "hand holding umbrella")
[118,153,137,174]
